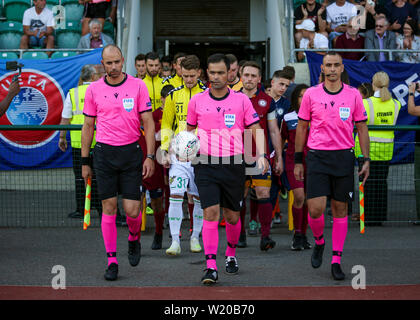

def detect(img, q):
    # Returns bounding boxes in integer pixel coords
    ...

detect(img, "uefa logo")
[0,69,65,148]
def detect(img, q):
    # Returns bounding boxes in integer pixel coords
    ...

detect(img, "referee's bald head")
[102,44,123,60]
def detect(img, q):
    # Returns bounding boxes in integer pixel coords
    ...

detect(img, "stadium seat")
[61,0,84,21]
[22,51,49,60]
[0,52,19,59]
[103,20,115,39]
[56,20,82,48]
[0,21,23,49]
[50,51,77,59]
[46,0,60,11]
[4,0,31,22]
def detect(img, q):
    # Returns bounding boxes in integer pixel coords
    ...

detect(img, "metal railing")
[0,48,94,59]
[0,124,419,227]
[290,48,420,63]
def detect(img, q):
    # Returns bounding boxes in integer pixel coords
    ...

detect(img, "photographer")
[408,82,420,224]
[0,79,20,117]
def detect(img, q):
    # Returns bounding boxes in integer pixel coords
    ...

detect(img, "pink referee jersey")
[83,74,152,146]
[298,83,367,150]
[187,88,259,157]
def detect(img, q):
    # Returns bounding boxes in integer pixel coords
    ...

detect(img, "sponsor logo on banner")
[0,69,64,148]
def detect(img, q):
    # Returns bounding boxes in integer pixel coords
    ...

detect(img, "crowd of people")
[9,0,418,285]
[19,0,116,56]
[52,38,416,285]
[294,0,420,63]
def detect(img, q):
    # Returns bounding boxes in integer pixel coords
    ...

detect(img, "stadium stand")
[3,0,31,22]
[0,21,23,49]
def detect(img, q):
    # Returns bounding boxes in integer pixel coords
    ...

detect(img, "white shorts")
[168,155,199,197]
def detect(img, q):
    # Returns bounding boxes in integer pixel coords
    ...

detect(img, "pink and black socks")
[308,214,325,246]
[225,219,241,257]
[101,214,118,266]
[126,213,142,242]
[332,216,348,265]
[202,220,219,270]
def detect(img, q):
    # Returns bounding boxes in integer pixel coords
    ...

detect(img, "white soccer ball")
[171,131,200,162]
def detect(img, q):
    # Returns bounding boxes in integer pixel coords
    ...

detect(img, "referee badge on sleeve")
[123,98,134,112]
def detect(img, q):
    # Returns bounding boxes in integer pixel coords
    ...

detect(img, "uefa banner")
[0,49,102,170]
[306,51,420,164]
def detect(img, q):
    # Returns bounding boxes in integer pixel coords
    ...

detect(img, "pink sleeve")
[297,89,311,121]
[353,90,368,122]
[187,96,198,127]
[243,97,259,127]
[138,81,152,113]
[82,85,97,117]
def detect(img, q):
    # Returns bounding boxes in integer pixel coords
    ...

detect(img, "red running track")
[1,284,419,300]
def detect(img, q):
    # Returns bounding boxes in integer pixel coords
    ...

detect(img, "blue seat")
[55,20,81,48]
[4,0,31,22]
[0,51,19,59]
[50,51,77,59]
[22,51,49,60]
[0,21,23,49]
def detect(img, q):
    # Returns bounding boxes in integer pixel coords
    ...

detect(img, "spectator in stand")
[386,0,417,35]
[396,18,420,63]
[364,16,397,61]
[326,0,358,45]
[134,53,146,79]
[20,0,54,55]
[354,0,389,33]
[77,18,114,50]
[296,19,329,62]
[334,16,365,60]
[80,0,111,36]
[294,0,328,46]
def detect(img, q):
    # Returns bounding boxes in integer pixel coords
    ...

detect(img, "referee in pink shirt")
[81,45,156,281]
[295,51,370,281]
[187,53,269,285]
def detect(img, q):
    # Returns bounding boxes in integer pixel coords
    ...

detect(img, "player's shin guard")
[192,198,203,239]
[225,219,241,257]
[202,220,219,270]
[332,216,348,264]
[257,198,273,238]
[101,214,118,266]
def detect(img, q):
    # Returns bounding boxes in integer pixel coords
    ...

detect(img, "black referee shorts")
[93,141,143,201]
[83,1,110,19]
[306,149,355,202]
[193,157,246,212]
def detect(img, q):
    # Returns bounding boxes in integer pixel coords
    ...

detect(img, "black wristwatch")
[364,157,371,163]
[147,154,155,161]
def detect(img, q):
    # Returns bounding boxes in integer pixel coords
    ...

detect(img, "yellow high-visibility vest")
[69,84,96,149]
[355,96,401,161]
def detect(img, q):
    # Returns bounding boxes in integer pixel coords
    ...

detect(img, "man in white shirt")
[326,0,357,45]
[20,0,54,53]
[296,19,329,62]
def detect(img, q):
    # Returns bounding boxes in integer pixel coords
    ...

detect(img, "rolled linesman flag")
[357,155,365,234]
[83,177,92,230]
